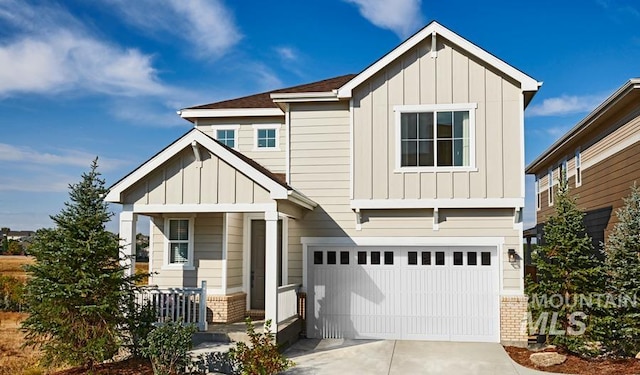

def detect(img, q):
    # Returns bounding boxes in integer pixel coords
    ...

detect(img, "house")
[526,79,640,250]
[106,21,540,347]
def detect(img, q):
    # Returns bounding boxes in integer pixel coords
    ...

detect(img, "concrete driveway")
[283,339,557,375]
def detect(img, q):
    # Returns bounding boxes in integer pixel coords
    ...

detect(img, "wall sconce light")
[508,249,517,263]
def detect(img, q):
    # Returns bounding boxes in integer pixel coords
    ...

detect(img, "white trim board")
[350,198,524,210]
[125,203,277,214]
[179,108,284,119]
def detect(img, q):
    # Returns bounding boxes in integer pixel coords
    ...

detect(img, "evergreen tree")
[22,159,136,368]
[526,171,603,355]
[600,184,640,356]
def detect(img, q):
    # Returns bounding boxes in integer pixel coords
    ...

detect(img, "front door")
[250,219,283,310]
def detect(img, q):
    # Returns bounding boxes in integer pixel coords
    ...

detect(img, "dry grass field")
[0,257,150,374]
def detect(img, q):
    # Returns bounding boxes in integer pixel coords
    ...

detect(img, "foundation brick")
[206,292,247,323]
[500,295,528,347]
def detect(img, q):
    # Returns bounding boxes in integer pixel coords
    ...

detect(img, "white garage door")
[307,246,499,342]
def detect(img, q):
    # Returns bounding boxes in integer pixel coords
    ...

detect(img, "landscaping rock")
[530,352,567,367]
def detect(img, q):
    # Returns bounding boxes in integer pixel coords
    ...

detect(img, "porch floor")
[196,316,302,347]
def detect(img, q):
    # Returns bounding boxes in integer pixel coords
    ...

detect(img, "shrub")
[228,318,294,375]
[121,286,157,358]
[143,321,197,375]
[0,275,25,311]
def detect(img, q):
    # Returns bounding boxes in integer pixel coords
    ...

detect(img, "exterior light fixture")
[508,249,517,263]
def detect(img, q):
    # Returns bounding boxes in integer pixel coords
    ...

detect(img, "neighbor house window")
[395,104,476,170]
[561,160,568,182]
[535,176,541,211]
[548,168,554,206]
[212,125,239,149]
[253,124,280,150]
[165,218,194,267]
[575,149,582,187]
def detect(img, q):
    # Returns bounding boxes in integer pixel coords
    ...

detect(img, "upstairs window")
[212,125,239,149]
[561,160,568,182]
[548,168,554,206]
[535,176,541,211]
[253,124,280,150]
[575,149,582,187]
[395,104,476,171]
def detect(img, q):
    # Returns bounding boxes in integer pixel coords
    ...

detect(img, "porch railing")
[135,280,208,331]
[277,283,300,324]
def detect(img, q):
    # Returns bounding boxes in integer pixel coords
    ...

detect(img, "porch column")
[264,210,279,333]
[119,210,137,277]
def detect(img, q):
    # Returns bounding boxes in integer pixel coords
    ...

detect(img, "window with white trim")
[253,124,280,150]
[575,149,582,187]
[548,168,554,206]
[535,176,541,211]
[165,218,193,266]
[395,104,476,170]
[561,160,568,182]
[212,125,239,149]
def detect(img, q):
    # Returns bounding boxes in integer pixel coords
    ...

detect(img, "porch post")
[264,210,279,333]
[119,210,137,277]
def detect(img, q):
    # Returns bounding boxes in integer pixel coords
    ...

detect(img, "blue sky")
[1,0,639,233]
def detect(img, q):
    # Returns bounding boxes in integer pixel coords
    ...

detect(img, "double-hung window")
[165,218,194,268]
[548,168,554,206]
[575,149,582,187]
[535,176,541,211]
[253,124,280,150]
[212,125,239,149]
[395,104,476,170]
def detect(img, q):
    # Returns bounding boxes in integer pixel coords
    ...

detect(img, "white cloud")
[104,0,241,59]
[276,47,298,61]
[0,143,127,171]
[344,0,424,38]
[526,94,607,117]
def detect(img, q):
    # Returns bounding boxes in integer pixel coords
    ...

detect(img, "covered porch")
[106,129,316,335]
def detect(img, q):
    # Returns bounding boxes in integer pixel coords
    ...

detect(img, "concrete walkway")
[282,339,565,375]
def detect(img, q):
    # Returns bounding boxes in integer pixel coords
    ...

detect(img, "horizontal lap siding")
[352,36,523,201]
[122,147,272,205]
[226,213,244,289]
[197,117,286,173]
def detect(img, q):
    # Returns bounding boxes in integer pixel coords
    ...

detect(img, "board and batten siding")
[122,146,272,206]
[197,117,286,174]
[287,102,521,292]
[150,214,224,289]
[352,35,522,201]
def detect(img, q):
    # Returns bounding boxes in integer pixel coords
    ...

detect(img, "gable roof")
[179,74,355,121]
[526,78,640,174]
[337,21,541,100]
[106,129,302,203]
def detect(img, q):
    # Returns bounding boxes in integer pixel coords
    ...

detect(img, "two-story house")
[106,21,540,347]
[526,79,640,250]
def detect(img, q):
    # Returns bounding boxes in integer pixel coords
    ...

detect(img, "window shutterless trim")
[575,148,582,187]
[252,124,281,151]
[394,103,477,172]
[163,217,195,270]
[211,125,240,149]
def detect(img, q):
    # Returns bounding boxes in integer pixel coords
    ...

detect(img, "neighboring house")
[106,21,540,346]
[526,79,640,251]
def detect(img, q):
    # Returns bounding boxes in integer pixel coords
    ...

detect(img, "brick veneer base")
[500,295,528,347]
[207,292,247,323]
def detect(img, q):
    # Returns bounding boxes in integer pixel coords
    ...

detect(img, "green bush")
[229,318,294,375]
[0,275,25,311]
[121,287,157,358]
[143,320,197,375]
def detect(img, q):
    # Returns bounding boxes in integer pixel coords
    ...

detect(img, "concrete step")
[189,341,235,374]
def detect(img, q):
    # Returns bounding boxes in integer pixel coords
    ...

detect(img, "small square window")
[357,251,367,265]
[435,251,445,266]
[408,251,418,265]
[422,252,431,265]
[481,252,491,266]
[340,251,349,265]
[327,251,336,265]
[467,252,477,266]
[384,251,394,265]
[371,251,381,265]
[453,251,463,266]
[257,128,277,148]
[313,251,323,265]
[216,129,236,148]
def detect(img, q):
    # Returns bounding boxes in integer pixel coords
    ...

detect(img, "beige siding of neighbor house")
[287,101,521,292]
[150,214,224,289]
[196,117,286,174]
[122,146,272,206]
[352,35,522,201]
[226,212,244,289]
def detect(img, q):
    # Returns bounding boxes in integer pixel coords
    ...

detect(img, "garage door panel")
[308,246,499,342]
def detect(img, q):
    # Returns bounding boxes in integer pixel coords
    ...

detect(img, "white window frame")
[535,176,541,211]
[252,124,281,151]
[575,148,582,187]
[163,217,195,270]
[561,159,568,183]
[394,103,477,172]
[212,125,240,149]
[548,168,554,206]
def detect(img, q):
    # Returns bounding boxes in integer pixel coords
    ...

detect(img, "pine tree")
[600,184,640,356]
[526,171,603,355]
[22,159,136,368]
